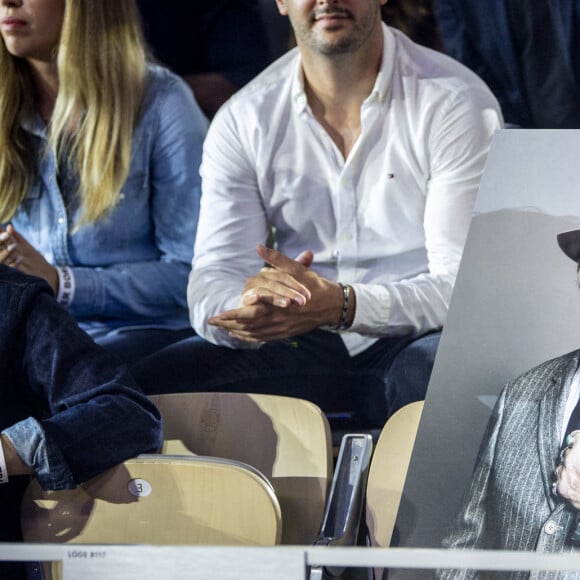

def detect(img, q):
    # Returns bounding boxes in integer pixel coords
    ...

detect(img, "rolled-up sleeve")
[11,282,163,490]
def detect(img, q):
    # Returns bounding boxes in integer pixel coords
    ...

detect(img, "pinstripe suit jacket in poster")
[439,350,580,579]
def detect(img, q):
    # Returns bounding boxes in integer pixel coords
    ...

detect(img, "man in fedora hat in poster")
[439,229,580,578]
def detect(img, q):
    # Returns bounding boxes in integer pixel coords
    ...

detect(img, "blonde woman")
[0,0,208,362]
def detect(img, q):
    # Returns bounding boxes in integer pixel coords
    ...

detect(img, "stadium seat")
[149,392,333,545]
[365,401,424,579]
[21,454,281,580]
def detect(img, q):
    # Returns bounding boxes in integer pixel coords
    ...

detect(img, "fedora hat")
[557,229,580,264]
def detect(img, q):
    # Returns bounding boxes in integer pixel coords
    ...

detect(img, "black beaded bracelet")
[330,283,351,331]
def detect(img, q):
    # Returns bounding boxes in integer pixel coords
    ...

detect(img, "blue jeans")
[132,329,440,428]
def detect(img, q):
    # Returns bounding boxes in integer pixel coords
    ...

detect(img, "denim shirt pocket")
[112,172,150,244]
[70,173,152,264]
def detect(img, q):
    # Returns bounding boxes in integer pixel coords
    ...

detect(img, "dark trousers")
[132,329,440,428]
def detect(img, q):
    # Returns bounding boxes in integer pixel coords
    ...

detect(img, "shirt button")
[544,520,557,535]
[57,217,64,224]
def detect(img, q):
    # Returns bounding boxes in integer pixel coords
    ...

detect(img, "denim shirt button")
[57,217,65,225]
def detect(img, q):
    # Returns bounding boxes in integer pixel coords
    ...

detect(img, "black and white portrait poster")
[395,129,580,559]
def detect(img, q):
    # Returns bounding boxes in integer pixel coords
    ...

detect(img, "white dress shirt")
[562,365,580,444]
[189,24,503,355]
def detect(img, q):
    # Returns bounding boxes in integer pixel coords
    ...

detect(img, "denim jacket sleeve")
[66,67,208,322]
[3,277,162,490]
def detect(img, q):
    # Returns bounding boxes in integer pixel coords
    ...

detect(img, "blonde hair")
[0,0,147,225]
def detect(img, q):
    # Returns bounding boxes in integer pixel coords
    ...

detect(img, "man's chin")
[314,37,360,56]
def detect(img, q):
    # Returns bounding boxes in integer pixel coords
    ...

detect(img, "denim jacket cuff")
[2,417,76,490]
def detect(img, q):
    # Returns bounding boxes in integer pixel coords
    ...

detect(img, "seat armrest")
[310,434,373,578]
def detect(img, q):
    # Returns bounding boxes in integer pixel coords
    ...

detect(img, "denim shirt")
[0,265,162,545]
[12,64,208,335]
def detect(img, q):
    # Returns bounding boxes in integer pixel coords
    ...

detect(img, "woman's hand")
[0,225,59,294]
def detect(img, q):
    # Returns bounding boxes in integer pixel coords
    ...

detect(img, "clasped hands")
[208,244,344,343]
[0,224,59,294]
[555,430,580,510]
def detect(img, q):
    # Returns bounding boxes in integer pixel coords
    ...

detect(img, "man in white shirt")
[134,0,502,428]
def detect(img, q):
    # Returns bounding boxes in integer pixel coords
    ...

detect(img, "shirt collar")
[21,111,47,138]
[371,23,396,104]
[291,22,395,111]
[291,53,309,112]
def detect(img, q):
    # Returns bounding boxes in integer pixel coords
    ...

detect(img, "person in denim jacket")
[0,0,208,363]
[0,265,162,579]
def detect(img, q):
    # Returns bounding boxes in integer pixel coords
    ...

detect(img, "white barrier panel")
[3,545,580,577]
[64,546,305,580]
[0,545,305,580]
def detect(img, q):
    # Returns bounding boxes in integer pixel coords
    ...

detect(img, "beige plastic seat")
[149,392,333,545]
[21,454,282,580]
[365,400,424,579]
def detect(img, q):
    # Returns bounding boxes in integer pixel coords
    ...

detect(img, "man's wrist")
[344,284,356,328]
[0,433,33,479]
[329,283,355,331]
[0,436,8,484]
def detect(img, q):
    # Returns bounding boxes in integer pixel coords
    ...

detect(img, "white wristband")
[0,439,9,484]
[56,266,75,307]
